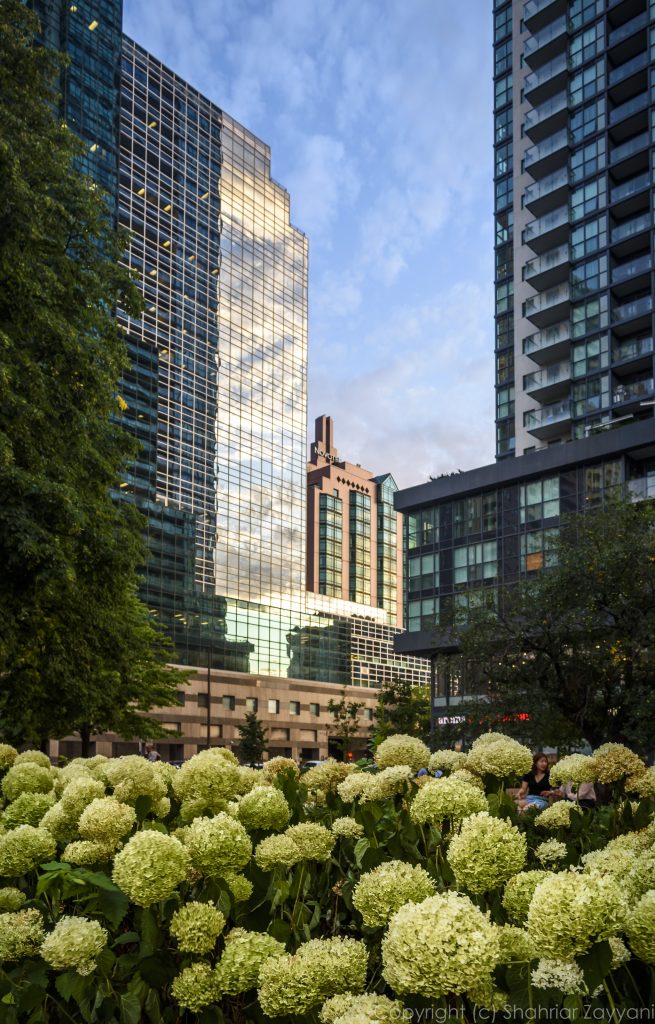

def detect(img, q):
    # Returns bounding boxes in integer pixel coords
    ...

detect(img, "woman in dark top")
[517,753,556,812]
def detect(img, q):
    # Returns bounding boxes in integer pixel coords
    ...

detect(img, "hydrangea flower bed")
[0,734,654,1020]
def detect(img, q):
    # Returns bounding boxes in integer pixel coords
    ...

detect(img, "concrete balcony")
[524,14,568,69]
[524,51,568,106]
[524,91,568,143]
[524,128,568,179]
[524,399,572,440]
[611,293,653,330]
[613,377,655,409]
[524,0,567,32]
[523,167,568,217]
[523,320,570,365]
[610,210,652,258]
[523,242,569,290]
[523,359,571,402]
[609,50,649,89]
[612,334,654,371]
[611,252,653,296]
[523,282,571,328]
[522,204,568,253]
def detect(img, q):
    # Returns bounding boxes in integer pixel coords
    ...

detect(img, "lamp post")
[429,655,436,750]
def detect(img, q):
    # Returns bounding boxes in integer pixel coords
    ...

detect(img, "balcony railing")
[524,128,568,169]
[611,253,653,286]
[524,15,567,59]
[524,0,560,20]
[613,378,655,403]
[523,242,569,282]
[613,335,654,362]
[610,170,652,205]
[611,294,653,323]
[608,11,648,48]
[610,131,649,165]
[609,91,649,127]
[523,204,568,244]
[524,283,570,318]
[627,476,655,500]
[608,50,649,88]
[524,360,570,392]
[611,212,652,245]
[523,320,570,356]
[524,399,570,429]
[524,51,567,96]
[524,91,568,133]
[523,168,568,209]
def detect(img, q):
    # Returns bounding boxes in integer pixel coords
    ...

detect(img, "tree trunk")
[80,723,91,758]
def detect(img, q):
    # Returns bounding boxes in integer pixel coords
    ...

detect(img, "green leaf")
[579,939,613,994]
[112,932,140,947]
[120,992,142,1024]
[353,837,370,867]
[268,919,292,944]
[134,795,153,821]
[137,955,172,989]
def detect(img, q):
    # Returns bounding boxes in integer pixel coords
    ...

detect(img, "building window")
[318,491,343,598]
[494,5,512,41]
[176,690,186,705]
[572,374,609,416]
[496,350,514,385]
[495,38,512,75]
[496,386,515,420]
[570,256,607,299]
[289,700,300,715]
[520,477,560,524]
[453,542,498,585]
[453,494,497,539]
[407,596,439,633]
[569,59,605,109]
[570,137,605,184]
[309,702,320,716]
[494,106,512,144]
[572,334,608,378]
[407,508,438,550]
[495,280,514,315]
[570,176,606,224]
[268,699,280,714]
[584,461,622,503]
[494,73,513,110]
[408,552,440,593]
[570,0,603,30]
[495,175,512,211]
[363,708,373,721]
[245,697,258,713]
[222,695,235,711]
[570,97,605,144]
[520,528,559,572]
[571,294,608,339]
[496,419,515,455]
[569,22,604,69]
[197,692,209,709]
[571,214,607,260]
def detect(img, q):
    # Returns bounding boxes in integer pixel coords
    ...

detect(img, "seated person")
[559,780,596,809]
[516,753,557,812]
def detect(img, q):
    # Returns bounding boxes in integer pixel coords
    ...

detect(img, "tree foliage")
[0,0,182,748]
[327,692,365,760]
[236,711,268,764]
[453,495,655,752]
[373,677,430,745]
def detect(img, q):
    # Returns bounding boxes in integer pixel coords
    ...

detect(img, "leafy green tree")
[0,0,182,751]
[373,677,430,744]
[327,692,365,761]
[453,495,655,753]
[236,712,268,764]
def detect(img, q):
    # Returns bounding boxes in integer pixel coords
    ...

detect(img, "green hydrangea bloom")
[0,745,17,771]
[255,834,302,872]
[77,797,135,847]
[171,962,220,1012]
[2,791,55,829]
[447,813,526,894]
[223,872,253,902]
[0,887,26,912]
[450,768,485,790]
[258,937,368,1017]
[41,916,108,975]
[285,822,335,861]
[609,936,631,967]
[626,766,655,798]
[333,994,403,1024]
[262,757,300,781]
[626,890,655,964]
[592,743,645,784]
[216,927,285,994]
[61,840,114,865]
[382,892,500,999]
[170,901,225,953]
[238,786,290,832]
[502,871,550,923]
[548,754,597,786]
[0,826,56,877]
[331,817,364,839]
[428,750,468,774]
[112,831,189,906]
[14,751,51,768]
[302,760,356,794]
[535,802,581,829]
[466,735,532,779]
[362,766,414,803]
[235,766,264,795]
[527,871,628,960]
[410,776,487,827]
[353,860,436,927]
[2,763,54,802]
[172,750,242,811]
[101,756,167,805]
[320,993,359,1024]
[59,777,106,819]
[531,959,587,995]
[496,925,535,963]
[183,813,252,876]
[534,840,568,867]
[336,773,372,803]
[375,735,430,772]
[0,908,44,961]
[40,802,78,845]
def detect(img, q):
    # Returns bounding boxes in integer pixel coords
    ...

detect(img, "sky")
[123,0,495,489]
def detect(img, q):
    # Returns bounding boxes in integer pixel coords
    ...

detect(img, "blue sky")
[123,0,495,488]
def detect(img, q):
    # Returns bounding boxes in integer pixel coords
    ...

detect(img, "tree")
[236,712,268,765]
[373,677,430,745]
[453,495,655,753]
[327,692,365,761]
[0,0,182,751]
